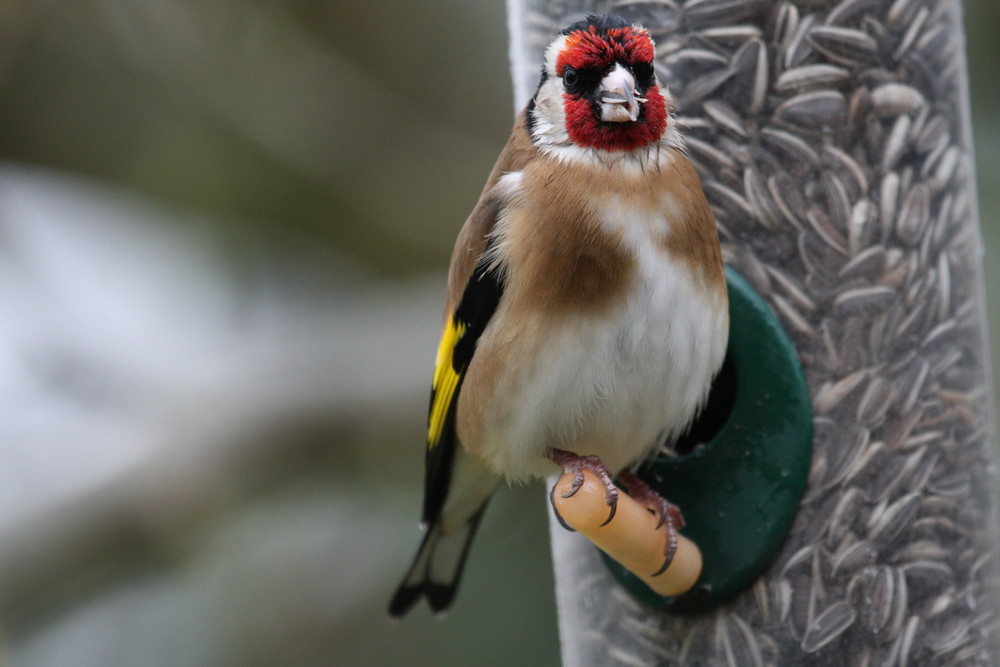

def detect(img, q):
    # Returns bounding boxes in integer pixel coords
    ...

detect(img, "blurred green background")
[0,1,997,665]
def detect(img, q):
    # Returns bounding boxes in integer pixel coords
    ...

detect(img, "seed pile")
[517,1,1000,663]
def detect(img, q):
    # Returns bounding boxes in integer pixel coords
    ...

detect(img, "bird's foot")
[617,470,685,576]
[548,449,619,531]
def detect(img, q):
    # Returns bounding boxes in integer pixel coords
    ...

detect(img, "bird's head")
[530,15,669,156]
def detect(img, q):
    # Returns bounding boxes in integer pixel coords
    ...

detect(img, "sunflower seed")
[815,368,869,414]
[774,2,800,51]
[914,114,949,154]
[776,90,848,128]
[894,7,928,60]
[736,249,772,296]
[868,492,922,544]
[762,128,822,168]
[928,469,970,498]
[703,100,749,138]
[682,0,757,29]
[834,286,896,316]
[663,48,729,70]
[886,0,921,27]
[924,615,969,654]
[802,601,857,653]
[765,264,816,311]
[824,144,870,199]
[891,615,920,665]
[743,167,780,229]
[881,115,912,171]
[746,38,768,116]
[721,614,765,667]
[833,540,879,577]
[826,0,882,27]
[807,207,848,255]
[839,245,883,280]
[807,25,879,66]
[704,180,755,219]
[879,171,900,240]
[678,67,736,106]
[871,83,926,117]
[697,25,763,45]
[784,12,818,69]
[685,135,738,170]
[902,559,953,596]
[827,486,868,544]
[857,566,898,633]
[775,64,851,93]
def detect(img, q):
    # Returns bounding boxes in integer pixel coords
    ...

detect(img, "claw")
[618,471,685,577]
[549,483,575,531]
[548,449,619,528]
[601,496,618,526]
[559,471,586,500]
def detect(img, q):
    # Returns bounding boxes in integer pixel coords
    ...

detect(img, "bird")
[388,13,728,619]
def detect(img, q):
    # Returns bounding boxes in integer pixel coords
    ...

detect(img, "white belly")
[475,207,728,483]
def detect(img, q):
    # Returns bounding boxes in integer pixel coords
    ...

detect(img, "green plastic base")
[601,267,813,614]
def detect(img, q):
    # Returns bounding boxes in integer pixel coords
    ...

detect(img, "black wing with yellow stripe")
[422,250,504,525]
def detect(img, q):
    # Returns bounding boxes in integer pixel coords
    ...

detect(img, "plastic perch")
[553,469,702,597]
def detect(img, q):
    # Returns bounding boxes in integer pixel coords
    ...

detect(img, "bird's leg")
[548,448,619,531]
[617,470,685,576]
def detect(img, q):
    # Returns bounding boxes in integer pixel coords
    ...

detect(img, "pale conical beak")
[599,64,642,123]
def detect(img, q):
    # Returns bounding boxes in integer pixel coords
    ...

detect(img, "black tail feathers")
[388,506,488,619]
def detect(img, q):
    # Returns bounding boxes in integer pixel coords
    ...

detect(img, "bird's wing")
[422,246,504,524]
[421,110,536,525]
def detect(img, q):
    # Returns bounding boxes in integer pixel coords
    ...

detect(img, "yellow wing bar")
[428,318,466,448]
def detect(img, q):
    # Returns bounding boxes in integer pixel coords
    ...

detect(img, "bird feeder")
[509,1,1000,663]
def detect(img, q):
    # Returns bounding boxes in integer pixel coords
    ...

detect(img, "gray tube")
[508,1,1000,664]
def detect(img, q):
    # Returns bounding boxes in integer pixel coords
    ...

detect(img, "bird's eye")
[563,67,578,89]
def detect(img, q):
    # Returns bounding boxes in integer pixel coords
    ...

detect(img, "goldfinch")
[389,14,728,619]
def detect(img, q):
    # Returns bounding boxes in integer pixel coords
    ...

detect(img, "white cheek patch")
[544,35,570,76]
[530,77,571,149]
